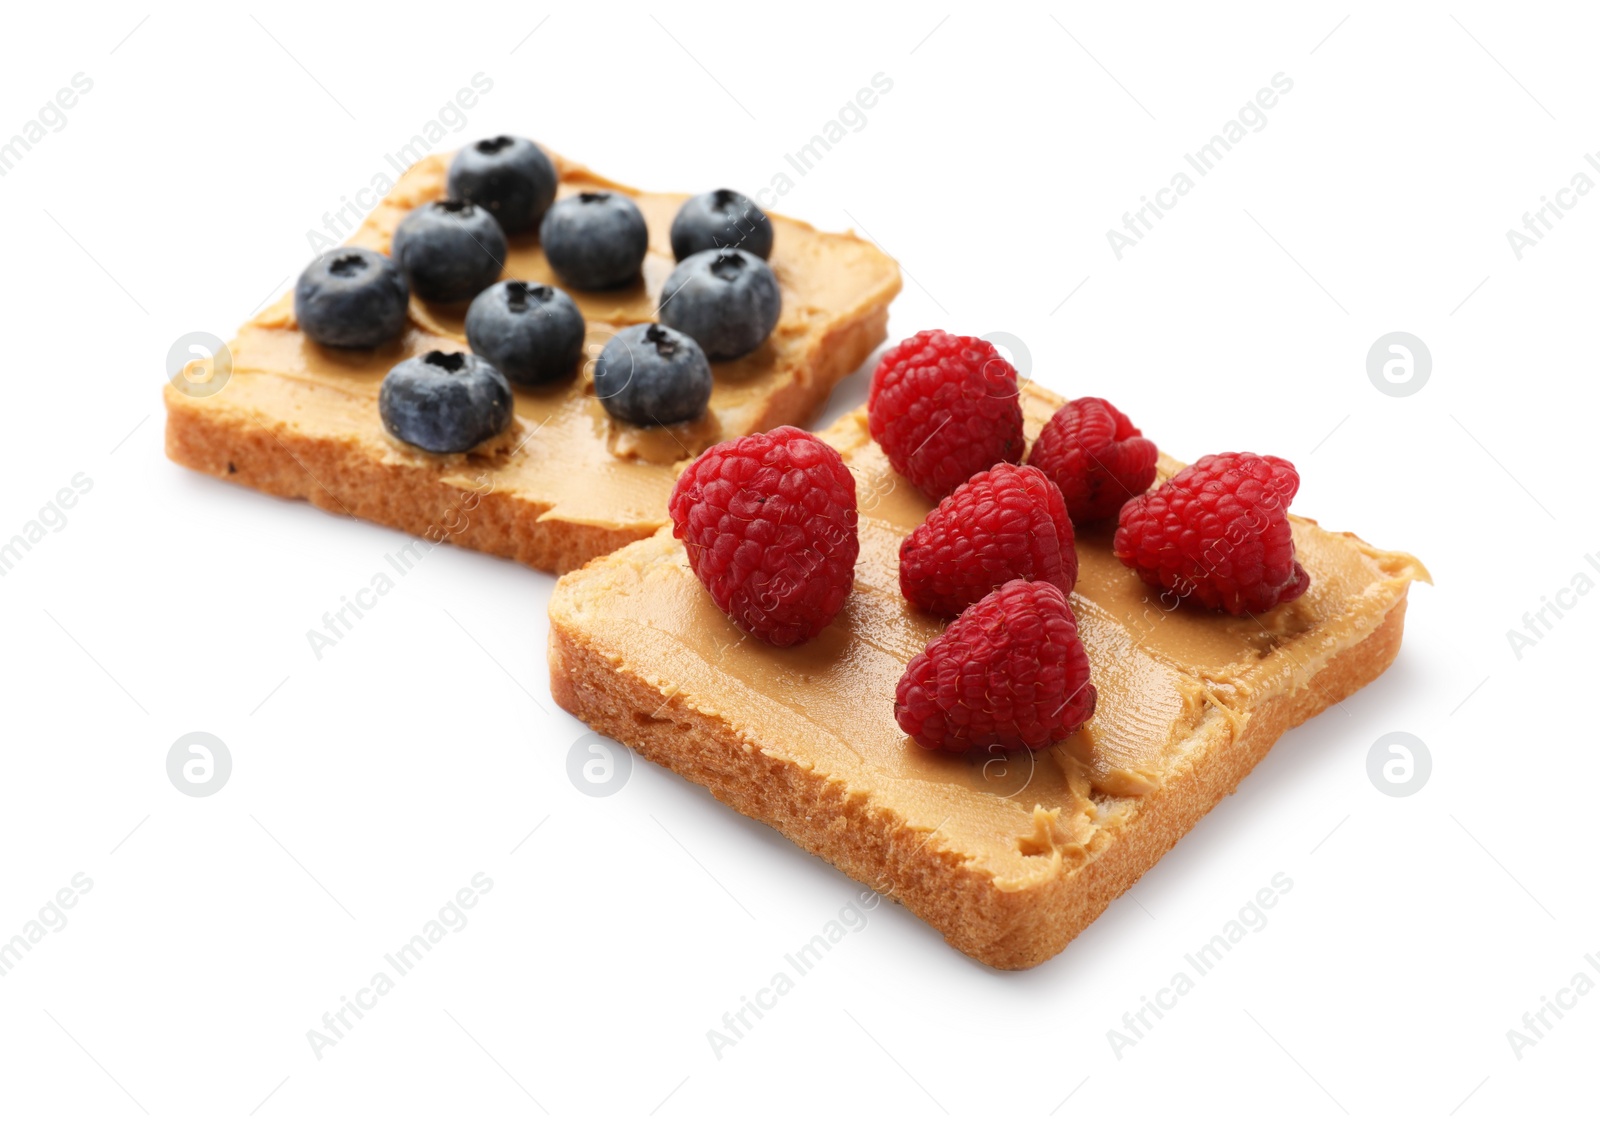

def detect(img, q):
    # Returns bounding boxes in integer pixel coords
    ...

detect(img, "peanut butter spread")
[552,387,1429,889]
[181,152,899,532]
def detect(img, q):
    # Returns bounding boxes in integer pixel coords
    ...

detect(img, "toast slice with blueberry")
[546,384,1427,969]
[163,150,900,574]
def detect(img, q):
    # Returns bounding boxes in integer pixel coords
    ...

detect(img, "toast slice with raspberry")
[163,152,900,574]
[547,385,1427,969]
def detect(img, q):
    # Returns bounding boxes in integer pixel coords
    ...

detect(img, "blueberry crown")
[329,253,369,278]
[423,350,468,373]
[710,252,746,281]
[644,324,680,357]
[504,281,553,311]
[476,136,515,155]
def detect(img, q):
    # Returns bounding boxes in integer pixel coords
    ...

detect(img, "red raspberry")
[1113,452,1310,615]
[895,579,1097,754]
[1028,396,1160,523]
[669,426,859,647]
[899,464,1076,617]
[867,329,1024,501]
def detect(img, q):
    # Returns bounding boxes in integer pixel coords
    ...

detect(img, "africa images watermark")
[1367,732,1431,798]
[706,886,889,1060]
[0,472,93,579]
[749,73,894,213]
[1106,73,1295,260]
[1505,551,1599,659]
[0,73,93,177]
[305,72,495,253]
[1504,152,1600,260]
[1106,872,1294,1059]
[167,732,232,798]
[305,473,490,658]
[0,873,95,978]
[567,731,633,798]
[306,873,494,1060]
[1505,950,1600,1060]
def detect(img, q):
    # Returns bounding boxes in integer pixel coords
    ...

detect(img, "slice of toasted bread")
[547,385,1428,969]
[163,152,900,574]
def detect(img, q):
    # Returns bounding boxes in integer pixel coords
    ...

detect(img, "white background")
[0,2,1590,1125]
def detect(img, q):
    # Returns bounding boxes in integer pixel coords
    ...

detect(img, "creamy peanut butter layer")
[550,386,1428,890]
[167,152,900,536]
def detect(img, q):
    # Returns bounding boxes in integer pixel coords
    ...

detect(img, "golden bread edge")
[549,573,1408,970]
[161,297,889,575]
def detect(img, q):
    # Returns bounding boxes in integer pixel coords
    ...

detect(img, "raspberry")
[1027,396,1160,523]
[669,426,859,647]
[867,329,1024,500]
[1113,452,1310,615]
[895,580,1097,754]
[899,464,1076,617]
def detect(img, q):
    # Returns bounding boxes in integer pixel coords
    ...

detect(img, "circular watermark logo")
[1366,332,1430,398]
[971,748,1036,799]
[855,460,901,513]
[582,325,627,400]
[1366,731,1430,797]
[167,332,232,397]
[982,331,1032,386]
[167,731,232,798]
[566,732,633,798]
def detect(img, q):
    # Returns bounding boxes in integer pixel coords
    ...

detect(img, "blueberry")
[447,136,558,234]
[293,248,409,349]
[464,280,585,385]
[670,189,774,261]
[391,200,507,304]
[593,324,712,426]
[659,249,781,361]
[379,350,513,453]
[538,191,648,290]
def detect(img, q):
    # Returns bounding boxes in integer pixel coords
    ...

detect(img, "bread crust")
[549,586,1409,970]
[162,298,889,575]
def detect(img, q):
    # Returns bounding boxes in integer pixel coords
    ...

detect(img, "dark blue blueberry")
[670,189,774,261]
[592,324,712,426]
[293,248,409,349]
[538,191,648,291]
[658,249,781,362]
[379,350,513,453]
[391,200,507,304]
[447,135,558,234]
[464,280,585,386]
